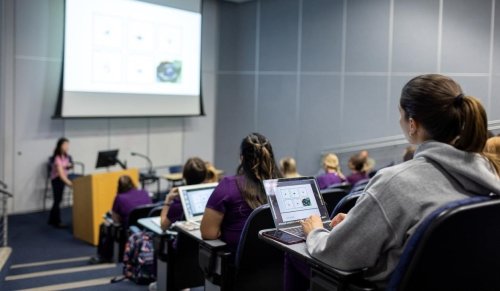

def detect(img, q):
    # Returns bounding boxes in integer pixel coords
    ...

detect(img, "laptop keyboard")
[284,222,333,239]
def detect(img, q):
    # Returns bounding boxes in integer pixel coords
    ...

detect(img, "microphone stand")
[131,152,155,175]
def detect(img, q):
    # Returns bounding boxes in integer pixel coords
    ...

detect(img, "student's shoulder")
[213,175,240,196]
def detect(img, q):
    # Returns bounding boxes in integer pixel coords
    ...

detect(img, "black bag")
[97,223,114,261]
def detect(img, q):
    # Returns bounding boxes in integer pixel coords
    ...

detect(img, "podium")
[72,169,139,245]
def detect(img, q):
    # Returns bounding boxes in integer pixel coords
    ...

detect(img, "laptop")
[262,177,332,244]
[177,182,218,229]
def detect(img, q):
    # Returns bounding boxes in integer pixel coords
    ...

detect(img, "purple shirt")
[167,197,184,224]
[205,175,253,251]
[112,188,152,226]
[346,172,369,186]
[316,172,344,190]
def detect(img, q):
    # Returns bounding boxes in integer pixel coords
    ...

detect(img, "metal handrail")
[0,185,12,247]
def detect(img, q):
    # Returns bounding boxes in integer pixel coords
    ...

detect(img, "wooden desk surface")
[162,173,183,181]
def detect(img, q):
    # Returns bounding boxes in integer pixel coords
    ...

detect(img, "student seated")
[316,153,345,189]
[160,157,208,231]
[90,175,152,264]
[298,74,500,288]
[345,153,370,185]
[280,157,301,178]
[200,133,281,251]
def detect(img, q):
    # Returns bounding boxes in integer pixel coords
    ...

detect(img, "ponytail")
[237,133,282,209]
[400,74,500,175]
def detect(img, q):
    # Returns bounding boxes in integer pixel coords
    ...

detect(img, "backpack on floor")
[122,231,156,285]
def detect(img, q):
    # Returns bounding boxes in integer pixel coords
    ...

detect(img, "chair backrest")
[169,165,183,174]
[148,205,163,217]
[320,188,349,215]
[388,196,499,291]
[330,193,363,218]
[352,178,370,188]
[127,204,156,227]
[235,204,282,268]
[327,182,352,192]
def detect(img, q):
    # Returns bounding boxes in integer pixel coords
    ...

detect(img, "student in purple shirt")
[160,157,208,231]
[316,153,346,189]
[111,175,152,226]
[346,153,370,185]
[90,175,151,264]
[200,133,282,251]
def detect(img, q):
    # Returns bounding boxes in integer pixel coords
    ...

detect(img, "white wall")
[0,0,218,214]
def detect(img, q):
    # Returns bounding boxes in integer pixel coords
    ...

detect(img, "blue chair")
[312,195,500,291]
[330,192,363,218]
[320,188,349,215]
[199,204,284,290]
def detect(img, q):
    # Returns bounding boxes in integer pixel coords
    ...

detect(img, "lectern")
[72,169,139,245]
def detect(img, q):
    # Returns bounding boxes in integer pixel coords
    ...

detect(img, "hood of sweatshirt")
[414,141,500,196]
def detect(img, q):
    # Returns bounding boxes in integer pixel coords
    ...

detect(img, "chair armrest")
[198,239,231,283]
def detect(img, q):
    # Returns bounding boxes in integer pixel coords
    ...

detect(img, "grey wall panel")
[148,118,183,167]
[341,76,388,143]
[109,119,149,169]
[301,0,343,72]
[387,76,413,136]
[215,74,256,174]
[297,75,341,176]
[452,76,489,112]
[218,2,257,71]
[491,76,500,121]
[441,0,492,73]
[392,0,439,73]
[259,0,299,71]
[15,0,63,58]
[345,0,390,72]
[257,75,298,160]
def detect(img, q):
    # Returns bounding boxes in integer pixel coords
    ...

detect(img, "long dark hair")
[52,137,69,159]
[400,74,500,174]
[237,133,282,209]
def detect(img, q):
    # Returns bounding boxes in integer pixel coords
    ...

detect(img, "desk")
[162,173,184,189]
[139,173,161,196]
[258,229,369,291]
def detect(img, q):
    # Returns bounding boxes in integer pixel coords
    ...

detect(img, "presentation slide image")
[126,55,154,83]
[93,14,123,48]
[156,60,182,83]
[92,52,123,83]
[128,20,155,53]
[156,25,182,55]
[277,185,318,213]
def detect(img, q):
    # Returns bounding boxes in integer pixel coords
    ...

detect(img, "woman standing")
[48,137,73,228]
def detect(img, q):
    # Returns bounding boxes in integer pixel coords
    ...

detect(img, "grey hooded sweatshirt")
[306,141,500,287]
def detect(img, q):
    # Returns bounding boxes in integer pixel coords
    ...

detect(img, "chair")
[113,204,156,262]
[320,188,349,215]
[327,182,352,192]
[330,192,363,218]
[148,204,163,217]
[199,204,284,290]
[312,196,500,291]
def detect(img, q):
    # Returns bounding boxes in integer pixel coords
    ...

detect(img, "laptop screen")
[263,177,329,228]
[178,183,218,220]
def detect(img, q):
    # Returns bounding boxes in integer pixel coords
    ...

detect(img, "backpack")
[122,231,156,284]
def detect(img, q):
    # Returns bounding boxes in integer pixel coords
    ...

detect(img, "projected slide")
[62,0,201,117]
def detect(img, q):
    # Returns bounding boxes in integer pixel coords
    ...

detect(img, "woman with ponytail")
[201,133,281,250]
[299,74,500,288]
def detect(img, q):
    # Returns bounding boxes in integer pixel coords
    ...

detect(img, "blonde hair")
[322,153,344,179]
[205,162,219,183]
[280,157,300,178]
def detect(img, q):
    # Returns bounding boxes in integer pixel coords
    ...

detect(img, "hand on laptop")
[330,213,347,228]
[301,215,323,236]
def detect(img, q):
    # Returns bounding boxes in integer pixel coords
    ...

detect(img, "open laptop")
[177,182,218,229]
[262,177,332,244]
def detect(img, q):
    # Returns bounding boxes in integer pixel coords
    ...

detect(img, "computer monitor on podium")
[95,149,126,169]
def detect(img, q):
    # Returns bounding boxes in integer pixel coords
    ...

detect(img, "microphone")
[131,152,154,174]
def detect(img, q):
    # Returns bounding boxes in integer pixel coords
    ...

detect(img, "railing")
[0,184,12,247]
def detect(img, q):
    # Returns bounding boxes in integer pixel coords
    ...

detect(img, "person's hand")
[300,215,324,236]
[165,188,179,204]
[330,213,347,228]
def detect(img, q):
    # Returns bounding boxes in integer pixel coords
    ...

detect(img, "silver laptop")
[178,182,218,228]
[263,177,331,240]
